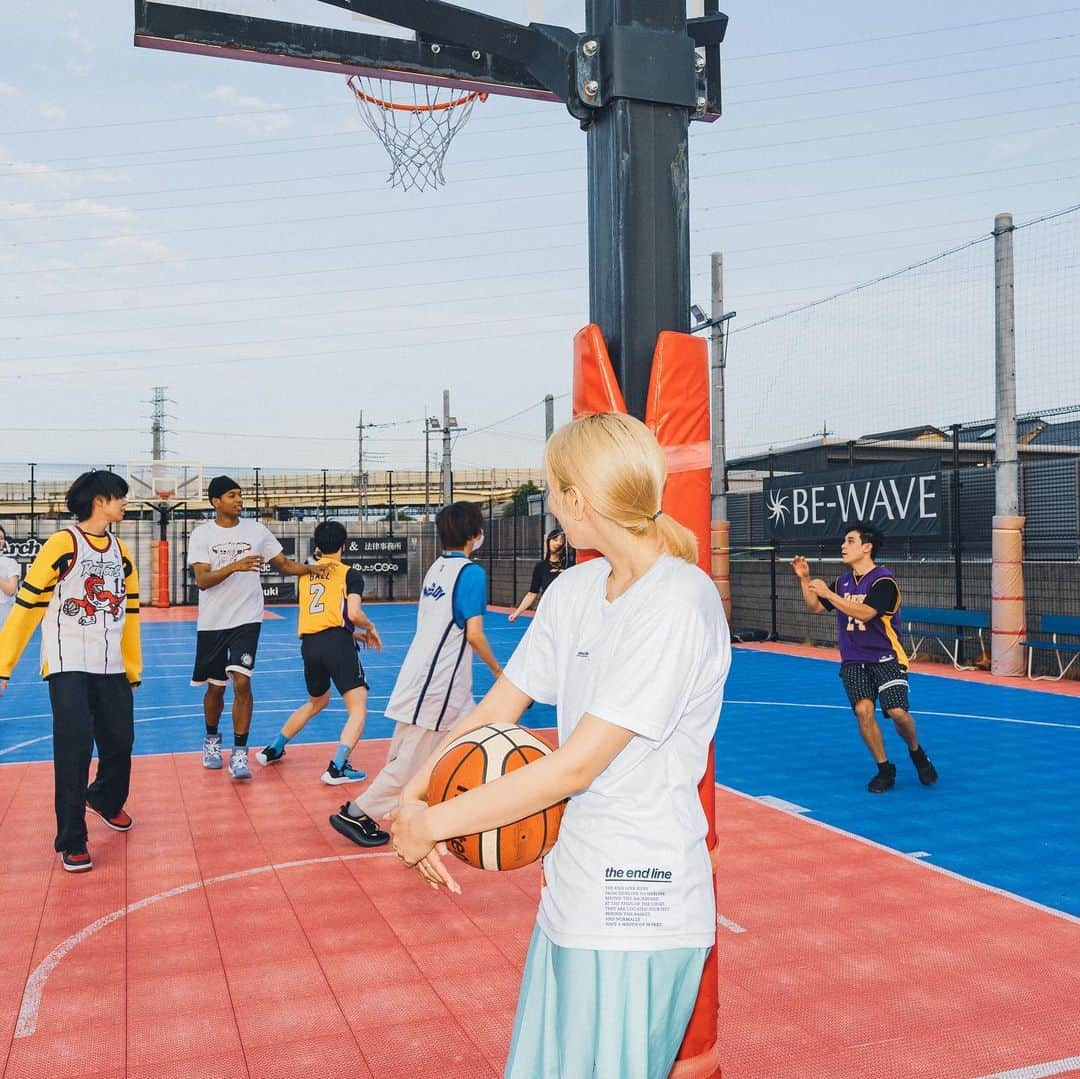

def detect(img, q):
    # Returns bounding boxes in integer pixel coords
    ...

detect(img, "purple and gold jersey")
[833,565,908,666]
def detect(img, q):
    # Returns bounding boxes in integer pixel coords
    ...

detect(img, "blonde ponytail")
[545,413,699,566]
[654,511,698,564]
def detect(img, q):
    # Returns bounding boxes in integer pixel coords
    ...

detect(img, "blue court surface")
[1,605,1077,918]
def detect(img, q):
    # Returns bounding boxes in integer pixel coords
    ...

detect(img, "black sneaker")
[867,762,897,794]
[329,804,390,848]
[61,849,93,873]
[910,747,938,786]
[256,745,285,767]
[321,760,367,786]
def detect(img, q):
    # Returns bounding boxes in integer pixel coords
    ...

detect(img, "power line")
[8,147,1076,254]
[723,5,1080,62]
[10,112,1079,228]
[729,49,1080,108]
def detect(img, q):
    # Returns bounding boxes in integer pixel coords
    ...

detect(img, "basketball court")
[0,605,1077,1078]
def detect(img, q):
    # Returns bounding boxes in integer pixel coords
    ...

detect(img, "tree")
[502,481,541,518]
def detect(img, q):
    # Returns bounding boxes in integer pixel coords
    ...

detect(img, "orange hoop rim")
[347,75,487,113]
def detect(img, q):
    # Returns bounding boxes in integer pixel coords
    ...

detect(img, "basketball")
[427,723,565,871]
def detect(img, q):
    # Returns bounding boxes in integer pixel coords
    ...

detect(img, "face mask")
[472,530,484,552]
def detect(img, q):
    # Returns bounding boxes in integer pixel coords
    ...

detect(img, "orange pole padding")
[151,539,170,608]
[571,324,627,567]
[991,514,1026,676]
[571,324,721,1079]
[711,520,732,625]
[644,331,721,1079]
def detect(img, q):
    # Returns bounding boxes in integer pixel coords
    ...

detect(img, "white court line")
[0,697,399,760]
[725,700,1080,731]
[14,850,398,1038]
[974,1057,1080,1079]
[0,737,51,757]
[720,783,1080,927]
[716,914,746,934]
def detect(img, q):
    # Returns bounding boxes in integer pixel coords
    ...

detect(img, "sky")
[2,0,1079,480]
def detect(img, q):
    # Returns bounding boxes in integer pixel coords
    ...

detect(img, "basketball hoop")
[347,75,486,192]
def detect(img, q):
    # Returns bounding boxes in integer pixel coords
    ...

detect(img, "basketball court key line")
[14,849,400,1039]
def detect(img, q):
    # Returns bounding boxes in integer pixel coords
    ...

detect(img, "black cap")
[207,475,241,503]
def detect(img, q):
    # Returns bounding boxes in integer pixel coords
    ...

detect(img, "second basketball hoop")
[347,74,486,192]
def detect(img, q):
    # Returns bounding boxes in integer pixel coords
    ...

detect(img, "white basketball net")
[347,76,485,192]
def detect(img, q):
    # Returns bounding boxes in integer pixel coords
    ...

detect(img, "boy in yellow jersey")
[256,522,386,810]
[0,471,141,873]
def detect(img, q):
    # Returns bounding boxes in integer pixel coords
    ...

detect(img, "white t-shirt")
[0,553,19,625]
[188,518,282,631]
[504,554,730,952]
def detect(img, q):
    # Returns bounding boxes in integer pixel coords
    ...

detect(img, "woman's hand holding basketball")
[388,802,461,894]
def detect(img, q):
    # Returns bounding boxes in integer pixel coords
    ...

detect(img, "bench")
[1020,615,1080,681]
[901,606,989,671]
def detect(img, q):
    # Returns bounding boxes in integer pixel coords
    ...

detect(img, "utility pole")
[253,466,261,517]
[544,393,556,534]
[992,212,1025,676]
[440,390,465,507]
[357,416,364,523]
[423,414,440,523]
[151,386,169,460]
[708,252,731,623]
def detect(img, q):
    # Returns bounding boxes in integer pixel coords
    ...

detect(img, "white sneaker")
[202,736,223,770]
[229,748,252,780]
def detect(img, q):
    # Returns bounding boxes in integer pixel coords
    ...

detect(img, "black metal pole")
[254,467,261,517]
[387,469,395,601]
[512,507,519,603]
[321,468,328,520]
[586,0,691,420]
[768,453,778,640]
[951,423,965,663]
[487,494,494,605]
[28,463,36,538]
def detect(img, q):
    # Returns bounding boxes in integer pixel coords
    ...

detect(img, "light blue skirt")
[505,925,710,1079]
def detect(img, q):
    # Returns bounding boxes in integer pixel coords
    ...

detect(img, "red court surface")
[1,740,1077,1079]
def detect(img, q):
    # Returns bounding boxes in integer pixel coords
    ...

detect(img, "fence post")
[992,212,1026,676]
[487,495,494,605]
[950,423,966,664]
[767,454,778,639]
[512,510,519,606]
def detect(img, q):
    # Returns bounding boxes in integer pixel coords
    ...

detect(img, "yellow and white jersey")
[0,528,141,682]
[297,558,364,637]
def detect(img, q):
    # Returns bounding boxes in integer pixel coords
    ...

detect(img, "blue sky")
[1,0,1078,475]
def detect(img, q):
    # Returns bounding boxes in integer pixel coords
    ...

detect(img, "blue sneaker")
[321,760,367,785]
[202,735,223,770]
[229,747,252,781]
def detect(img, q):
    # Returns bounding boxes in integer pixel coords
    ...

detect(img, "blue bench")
[900,606,989,671]
[1020,615,1080,681]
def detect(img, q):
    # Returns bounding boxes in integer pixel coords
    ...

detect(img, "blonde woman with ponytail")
[391,412,731,1079]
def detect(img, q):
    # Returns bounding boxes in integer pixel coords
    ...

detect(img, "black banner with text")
[343,537,407,575]
[764,459,943,540]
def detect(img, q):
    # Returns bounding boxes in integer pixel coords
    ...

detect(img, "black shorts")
[840,660,910,712]
[301,627,368,698]
[191,622,262,686]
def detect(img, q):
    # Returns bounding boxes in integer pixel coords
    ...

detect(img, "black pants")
[48,672,134,853]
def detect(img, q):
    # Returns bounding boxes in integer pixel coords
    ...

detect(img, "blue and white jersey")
[384,554,484,730]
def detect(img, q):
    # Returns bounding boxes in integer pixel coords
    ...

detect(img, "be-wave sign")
[764,459,942,540]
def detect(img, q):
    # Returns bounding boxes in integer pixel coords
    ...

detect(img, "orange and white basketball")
[427,723,565,871]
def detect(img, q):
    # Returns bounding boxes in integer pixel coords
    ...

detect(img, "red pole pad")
[571,325,720,1078]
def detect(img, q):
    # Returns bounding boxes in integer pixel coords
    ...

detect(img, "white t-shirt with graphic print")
[188,518,282,632]
[503,553,730,952]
